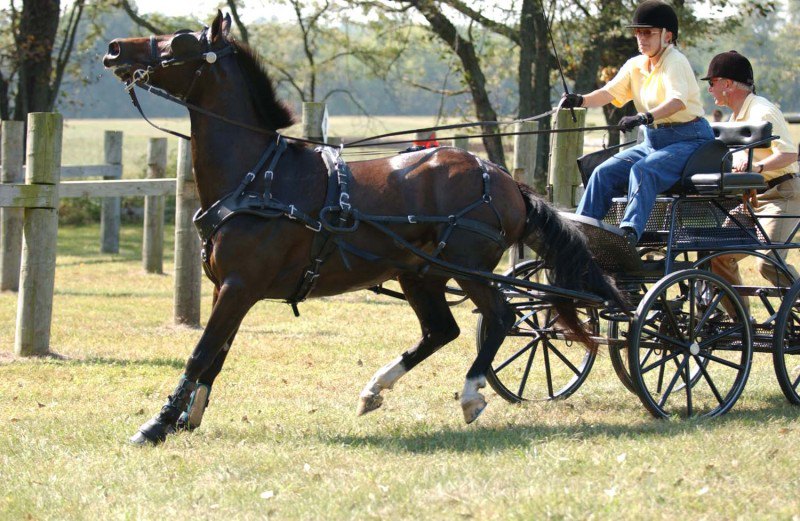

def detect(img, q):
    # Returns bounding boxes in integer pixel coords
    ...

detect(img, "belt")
[648,117,700,129]
[766,173,798,189]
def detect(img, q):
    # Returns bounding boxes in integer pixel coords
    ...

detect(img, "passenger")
[703,50,800,292]
[712,109,724,122]
[561,0,714,247]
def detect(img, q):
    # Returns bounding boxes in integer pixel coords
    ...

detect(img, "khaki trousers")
[711,177,800,313]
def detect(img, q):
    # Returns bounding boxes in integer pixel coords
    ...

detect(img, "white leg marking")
[357,356,407,416]
[461,376,487,424]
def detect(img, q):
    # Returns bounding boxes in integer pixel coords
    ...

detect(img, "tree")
[0,0,87,121]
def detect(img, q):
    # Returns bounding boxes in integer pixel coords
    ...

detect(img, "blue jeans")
[576,118,715,238]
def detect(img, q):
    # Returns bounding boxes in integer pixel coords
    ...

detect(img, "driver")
[703,50,800,294]
[561,0,714,247]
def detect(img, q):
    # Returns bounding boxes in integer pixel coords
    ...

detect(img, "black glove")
[618,112,654,131]
[560,93,584,109]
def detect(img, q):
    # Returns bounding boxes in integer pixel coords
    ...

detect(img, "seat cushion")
[688,172,766,194]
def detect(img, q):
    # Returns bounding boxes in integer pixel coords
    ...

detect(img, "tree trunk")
[531,5,551,192]
[412,0,505,167]
[13,0,60,120]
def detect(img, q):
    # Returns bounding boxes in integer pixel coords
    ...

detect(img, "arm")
[647,98,686,121]
[579,89,614,108]
[734,150,799,173]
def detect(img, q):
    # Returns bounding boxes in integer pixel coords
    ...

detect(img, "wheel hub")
[689,342,700,356]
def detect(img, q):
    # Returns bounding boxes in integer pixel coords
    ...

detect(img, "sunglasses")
[632,28,661,37]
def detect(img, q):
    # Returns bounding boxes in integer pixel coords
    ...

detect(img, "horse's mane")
[231,40,296,131]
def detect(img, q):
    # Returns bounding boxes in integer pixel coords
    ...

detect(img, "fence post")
[173,138,201,326]
[548,108,586,208]
[1,121,24,291]
[505,121,540,266]
[302,102,328,143]
[143,137,166,273]
[100,131,122,253]
[15,113,62,356]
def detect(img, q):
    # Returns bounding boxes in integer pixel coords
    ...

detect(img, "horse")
[103,11,622,445]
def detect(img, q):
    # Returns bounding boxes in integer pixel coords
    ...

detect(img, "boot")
[130,376,197,445]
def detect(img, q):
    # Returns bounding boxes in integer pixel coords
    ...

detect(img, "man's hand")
[618,112,654,131]
[560,93,583,109]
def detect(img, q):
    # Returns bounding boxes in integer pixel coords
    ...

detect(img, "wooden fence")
[0,113,200,356]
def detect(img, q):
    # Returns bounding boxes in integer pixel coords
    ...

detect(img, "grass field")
[1,223,800,519]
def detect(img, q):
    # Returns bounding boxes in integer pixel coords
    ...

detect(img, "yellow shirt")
[603,45,704,124]
[731,93,799,179]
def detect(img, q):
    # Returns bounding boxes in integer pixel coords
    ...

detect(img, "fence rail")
[0,113,202,356]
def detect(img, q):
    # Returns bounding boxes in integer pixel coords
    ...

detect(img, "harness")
[191,140,508,315]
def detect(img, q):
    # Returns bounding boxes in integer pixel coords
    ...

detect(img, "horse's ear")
[210,10,230,43]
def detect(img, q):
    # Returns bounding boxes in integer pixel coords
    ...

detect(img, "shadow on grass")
[323,404,800,454]
[60,356,185,369]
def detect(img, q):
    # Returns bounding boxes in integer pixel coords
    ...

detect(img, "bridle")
[123,26,259,141]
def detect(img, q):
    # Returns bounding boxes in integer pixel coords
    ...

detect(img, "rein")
[122,32,615,147]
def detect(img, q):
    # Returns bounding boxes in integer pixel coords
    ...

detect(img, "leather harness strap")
[193,144,510,315]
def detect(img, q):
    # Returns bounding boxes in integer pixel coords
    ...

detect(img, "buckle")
[408,215,417,224]
[306,221,322,233]
[287,204,298,219]
[339,192,351,211]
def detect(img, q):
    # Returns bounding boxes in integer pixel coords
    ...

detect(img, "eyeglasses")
[633,28,661,37]
[708,79,720,87]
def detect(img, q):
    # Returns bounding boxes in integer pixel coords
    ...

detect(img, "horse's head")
[103,11,233,100]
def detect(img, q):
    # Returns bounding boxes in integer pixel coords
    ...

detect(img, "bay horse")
[103,11,622,445]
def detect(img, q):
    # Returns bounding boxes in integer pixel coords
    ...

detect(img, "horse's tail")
[516,183,625,351]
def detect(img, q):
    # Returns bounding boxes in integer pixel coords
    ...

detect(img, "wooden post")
[548,108,586,208]
[143,137,166,273]
[100,131,122,253]
[302,102,328,143]
[1,121,24,291]
[453,135,469,151]
[173,139,201,326]
[507,120,540,265]
[15,113,62,356]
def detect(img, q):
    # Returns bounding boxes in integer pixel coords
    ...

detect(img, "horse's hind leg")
[357,275,460,416]
[457,279,515,424]
[131,280,256,445]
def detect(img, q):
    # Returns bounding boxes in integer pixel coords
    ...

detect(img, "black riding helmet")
[627,1,679,42]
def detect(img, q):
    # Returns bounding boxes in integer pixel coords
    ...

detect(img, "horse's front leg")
[131,280,255,445]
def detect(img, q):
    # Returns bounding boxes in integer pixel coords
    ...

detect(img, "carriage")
[103,13,800,444]
[479,120,800,419]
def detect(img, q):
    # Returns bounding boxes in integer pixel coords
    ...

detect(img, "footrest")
[561,213,643,273]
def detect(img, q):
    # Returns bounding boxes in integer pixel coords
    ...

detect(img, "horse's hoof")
[461,395,487,424]
[129,417,175,446]
[356,393,383,416]
[129,430,159,446]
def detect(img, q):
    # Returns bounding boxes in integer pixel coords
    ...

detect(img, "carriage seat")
[675,121,773,195]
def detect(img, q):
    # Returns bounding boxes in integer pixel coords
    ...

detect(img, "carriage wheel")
[628,269,753,418]
[608,321,636,393]
[478,259,597,403]
[772,279,800,405]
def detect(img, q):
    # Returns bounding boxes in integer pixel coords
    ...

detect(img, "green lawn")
[0,223,799,519]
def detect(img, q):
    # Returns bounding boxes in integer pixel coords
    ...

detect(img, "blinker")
[170,32,202,59]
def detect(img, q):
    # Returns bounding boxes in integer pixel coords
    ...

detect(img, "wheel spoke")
[641,326,689,349]
[700,351,743,370]
[659,292,687,343]
[657,356,689,408]
[516,342,539,398]
[791,371,800,391]
[683,355,692,416]
[698,323,746,350]
[543,341,554,398]
[641,349,682,374]
[693,354,725,404]
[494,337,539,373]
[694,291,725,337]
[544,338,582,376]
